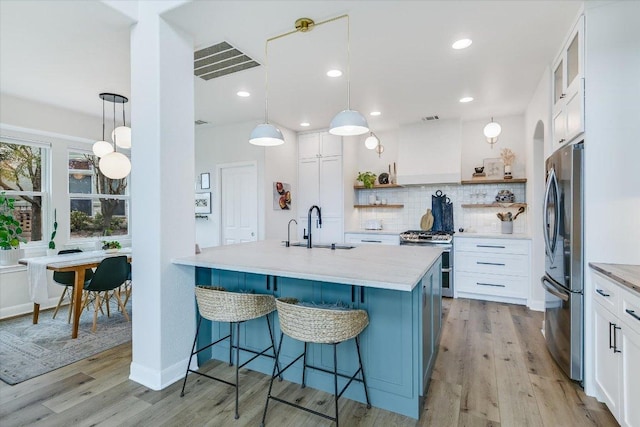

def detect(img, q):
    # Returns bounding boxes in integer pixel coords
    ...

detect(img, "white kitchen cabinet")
[592,269,640,427]
[454,237,530,305]
[396,118,461,185]
[297,131,343,244]
[552,15,584,147]
[344,233,400,246]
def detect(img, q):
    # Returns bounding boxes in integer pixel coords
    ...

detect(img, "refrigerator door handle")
[541,275,569,301]
[551,169,561,256]
[543,168,556,261]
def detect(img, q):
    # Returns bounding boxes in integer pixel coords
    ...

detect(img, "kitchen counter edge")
[589,262,640,295]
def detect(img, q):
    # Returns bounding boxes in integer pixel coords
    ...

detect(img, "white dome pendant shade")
[92,140,114,157]
[329,109,369,136]
[99,152,131,179]
[249,123,284,146]
[112,126,131,149]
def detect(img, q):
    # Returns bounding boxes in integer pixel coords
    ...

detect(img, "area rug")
[0,302,131,385]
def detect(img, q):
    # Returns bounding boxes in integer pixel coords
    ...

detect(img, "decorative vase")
[501,221,513,234]
[504,165,513,179]
[46,249,56,256]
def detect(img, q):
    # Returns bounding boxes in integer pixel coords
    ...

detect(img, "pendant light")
[97,93,131,179]
[483,117,502,148]
[249,32,284,146]
[329,15,369,136]
[92,97,114,157]
[111,99,131,149]
[364,131,384,157]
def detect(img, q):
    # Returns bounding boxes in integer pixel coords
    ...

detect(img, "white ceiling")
[0,1,582,134]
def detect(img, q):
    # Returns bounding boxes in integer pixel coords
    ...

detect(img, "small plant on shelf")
[357,171,377,189]
[102,240,121,250]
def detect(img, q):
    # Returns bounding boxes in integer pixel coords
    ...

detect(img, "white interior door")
[220,162,257,245]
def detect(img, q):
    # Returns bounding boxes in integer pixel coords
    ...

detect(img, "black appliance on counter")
[400,230,453,297]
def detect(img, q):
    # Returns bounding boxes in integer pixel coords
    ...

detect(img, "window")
[68,151,129,239]
[0,139,49,245]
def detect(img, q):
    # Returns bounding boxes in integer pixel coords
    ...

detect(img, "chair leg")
[66,288,74,324]
[301,342,308,388]
[52,286,68,320]
[181,316,203,397]
[229,322,233,366]
[234,321,240,420]
[114,289,130,322]
[333,343,340,427]
[356,336,371,409]
[261,331,284,427]
[92,292,101,332]
[265,314,282,381]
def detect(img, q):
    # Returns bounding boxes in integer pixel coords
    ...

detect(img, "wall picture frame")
[200,172,210,189]
[483,158,504,178]
[195,192,212,214]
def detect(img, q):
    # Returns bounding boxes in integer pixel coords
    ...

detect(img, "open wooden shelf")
[354,204,404,209]
[461,178,527,185]
[353,184,403,189]
[461,203,527,208]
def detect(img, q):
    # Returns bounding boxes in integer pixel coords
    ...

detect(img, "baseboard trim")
[455,291,527,306]
[0,297,61,320]
[129,356,196,391]
[527,299,545,312]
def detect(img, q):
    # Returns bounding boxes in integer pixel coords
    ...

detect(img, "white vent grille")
[421,115,440,122]
[194,41,259,81]
[195,120,208,125]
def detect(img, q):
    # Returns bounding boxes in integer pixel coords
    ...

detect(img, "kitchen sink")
[288,242,355,250]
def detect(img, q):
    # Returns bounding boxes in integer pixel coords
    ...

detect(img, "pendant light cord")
[264,40,269,123]
[101,97,105,141]
[346,14,351,109]
[112,98,117,152]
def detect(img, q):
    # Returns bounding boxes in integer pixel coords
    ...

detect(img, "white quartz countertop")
[589,263,640,295]
[454,232,531,240]
[172,240,442,292]
[345,230,402,236]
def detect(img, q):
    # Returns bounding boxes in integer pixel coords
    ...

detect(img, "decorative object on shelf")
[102,240,122,252]
[500,148,516,179]
[195,192,212,214]
[391,162,397,184]
[200,172,210,189]
[495,189,516,203]
[94,93,132,179]
[473,166,486,177]
[357,171,377,189]
[378,173,389,185]
[420,209,434,231]
[195,214,209,220]
[431,190,454,232]
[0,192,25,266]
[483,117,502,148]
[483,157,504,178]
[273,182,292,210]
[368,194,377,205]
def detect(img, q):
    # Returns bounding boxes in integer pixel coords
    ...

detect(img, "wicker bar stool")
[261,297,371,427]
[180,285,279,420]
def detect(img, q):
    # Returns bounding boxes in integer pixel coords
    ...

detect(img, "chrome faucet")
[307,205,322,248]
[286,219,297,247]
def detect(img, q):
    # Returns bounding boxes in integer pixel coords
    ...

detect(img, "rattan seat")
[181,285,279,420]
[261,297,371,427]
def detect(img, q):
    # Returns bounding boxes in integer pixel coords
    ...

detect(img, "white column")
[128,2,195,390]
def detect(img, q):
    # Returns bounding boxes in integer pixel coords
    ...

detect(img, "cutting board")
[420,209,434,231]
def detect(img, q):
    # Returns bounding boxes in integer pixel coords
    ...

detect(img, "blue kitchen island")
[172,240,442,419]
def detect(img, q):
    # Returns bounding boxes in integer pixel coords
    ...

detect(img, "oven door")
[440,248,453,298]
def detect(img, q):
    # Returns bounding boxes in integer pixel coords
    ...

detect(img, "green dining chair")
[81,255,130,332]
[52,249,94,322]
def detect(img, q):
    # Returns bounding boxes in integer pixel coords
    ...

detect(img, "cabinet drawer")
[456,271,526,298]
[456,252,528,276]
[345,233,399,246]
[455,237,529,255]
[620,286,640,331]
[592,270,621,314]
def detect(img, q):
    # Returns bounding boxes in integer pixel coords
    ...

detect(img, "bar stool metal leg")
[180,316,203,397]
[229,322,233,366]
[333,343,340,427]
[356,336,371,408]
[234,321,241,419]
[301,342,308,388]
[261,332,285,427]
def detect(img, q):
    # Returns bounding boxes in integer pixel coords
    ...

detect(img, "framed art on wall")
[200,172,210,189]
[195,192,212,214]
[483,158,504,178]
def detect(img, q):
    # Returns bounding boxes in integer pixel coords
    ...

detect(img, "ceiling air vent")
[195,120,208,125]
[194,41,260,81]
[421,115,440,122]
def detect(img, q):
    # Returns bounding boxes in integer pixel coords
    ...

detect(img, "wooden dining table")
[20,250,132,339]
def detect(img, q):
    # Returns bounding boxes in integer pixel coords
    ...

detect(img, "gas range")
[399,230,453,245]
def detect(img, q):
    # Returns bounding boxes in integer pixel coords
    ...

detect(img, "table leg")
[71,268,86,339]
[32,303,40,324]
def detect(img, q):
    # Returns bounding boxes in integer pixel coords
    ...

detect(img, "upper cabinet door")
[320,132,342,157]
[298,132,320,159]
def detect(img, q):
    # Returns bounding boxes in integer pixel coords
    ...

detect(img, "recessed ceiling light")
[326,69,343,78]
[459,97,474,103]
[237,91,250,97]
[300,122,310,127]
[370,111,381,116]
[452,38,473,50]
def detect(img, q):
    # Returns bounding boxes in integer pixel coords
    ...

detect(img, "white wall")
[582,0,640,397]
[194,120,297,247]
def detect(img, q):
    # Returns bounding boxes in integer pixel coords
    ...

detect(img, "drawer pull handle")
[361,240,382,243]
[596,289,610,297]
[477,261,506,266]
[441,268,452,273]
[477,282,506,288]
[626,309,640,322]
[476,245,505,249]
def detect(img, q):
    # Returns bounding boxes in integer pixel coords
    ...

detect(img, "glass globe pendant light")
[97,93,132,179]
[483,117,502,148]
[92,96,114,157]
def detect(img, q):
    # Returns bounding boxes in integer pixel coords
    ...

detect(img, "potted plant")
[0,192,26,266]
[102,240,122,253]
[47,209,58,256]
[357,171,377,189]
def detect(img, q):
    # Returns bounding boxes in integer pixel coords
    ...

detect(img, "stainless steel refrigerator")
[541,141,584,382]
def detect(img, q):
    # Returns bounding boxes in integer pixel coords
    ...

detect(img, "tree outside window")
[0,141,45,243]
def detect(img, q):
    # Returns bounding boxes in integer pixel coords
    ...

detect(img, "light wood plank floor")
[0,299,617,426]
